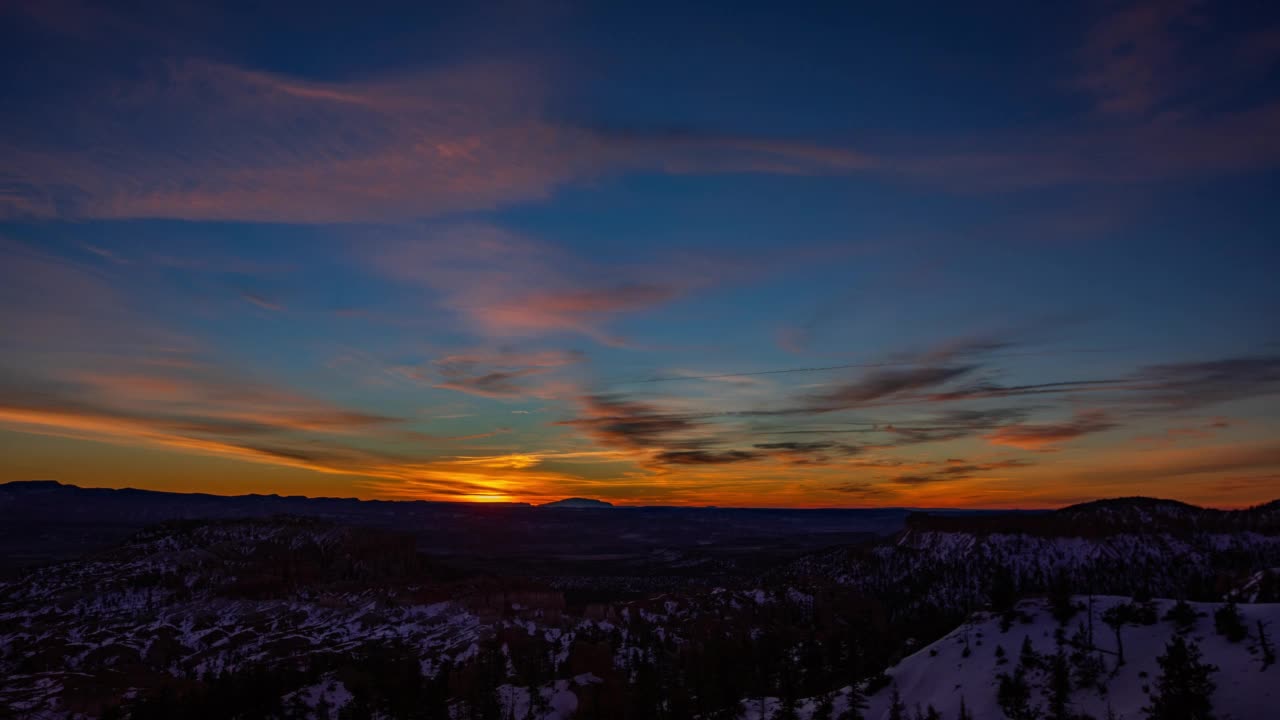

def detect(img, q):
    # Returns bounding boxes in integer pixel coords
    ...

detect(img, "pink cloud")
[369,226,691,344]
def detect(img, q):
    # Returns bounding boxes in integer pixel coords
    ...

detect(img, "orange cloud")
[984,411,1116,450]
[0,396,611,504]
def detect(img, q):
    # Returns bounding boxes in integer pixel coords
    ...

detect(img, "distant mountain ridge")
[539,497,614,508]
[904,495,1280,536]
[0,481,912,578]
[783,495,1280,625]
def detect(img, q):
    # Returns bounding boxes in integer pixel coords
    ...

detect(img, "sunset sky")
[1,1,1278,508]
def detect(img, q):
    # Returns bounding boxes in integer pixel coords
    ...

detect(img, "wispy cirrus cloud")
[1073,0,1280,119]
[1132,356,1280,410]
[0,365,608,502]
[417,348,584,399]
[559,393,708,455]
[890,458,1034,486]
[369,226,696,345]
[802,365,977,411]
[896,1,1280,191]
[0,58,876,224]
[984,410,1116,450]
[240,292,284,312]
[6,1,1280,228]
[880,408,1032,446]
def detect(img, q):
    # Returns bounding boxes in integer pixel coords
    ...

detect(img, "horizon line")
[2,479,1272,513]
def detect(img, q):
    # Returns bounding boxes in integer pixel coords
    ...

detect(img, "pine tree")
[1019,635,1040,670]
[1143,636,1218,720]
[1164,600,1198,633]
[1050,575,1078,625]
[1213,602,1247,643]
[1048,648,1073,720]
[1087,594,1096,650]
[997,665,1038,720]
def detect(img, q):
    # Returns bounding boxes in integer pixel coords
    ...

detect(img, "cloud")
[985,410,1116,450]
[0,364,608,502]
[879,408,1033,445]
[1074,0,1200,117]
[471,285,680,341]
[651,449,760,465]
[1132,355,1280,409]
[1,59,876,223]
[890,458,1034,485]
[418,348,583,399]
[240,292,283,311]
[7,1,1280,228]
[559,393,705,452]
[925,378,1127,403]
[369,227,692,345]
[802,365,976,411]
[560,392,875,468]
[558,393,792,467]
[831,482,897,500]
[432,369,546,399]
[895,1,1280,191]
[1069,441,1280,493]
[751,441,861,465]
[1072,0,1280,121]
[0,241,202,363]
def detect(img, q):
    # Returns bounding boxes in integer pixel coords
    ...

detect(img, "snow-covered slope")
[785,501,1280,620]
[864,597,1280,720]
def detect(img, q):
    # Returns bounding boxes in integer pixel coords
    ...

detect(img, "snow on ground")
[734,597,1278,720]
[863,597,1279,720]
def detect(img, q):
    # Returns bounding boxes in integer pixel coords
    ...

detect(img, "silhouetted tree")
[1213,602,1247,643]
[1048,648,1073,720]
[1143,636,1217,720]
[997,665,1038,720]
[1050,577,1078,625]
[1164,600,1199,633]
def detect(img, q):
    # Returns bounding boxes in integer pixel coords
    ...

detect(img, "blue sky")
[1,0,1278,507]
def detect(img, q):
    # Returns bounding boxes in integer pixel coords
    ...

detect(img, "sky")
[1,0,1278,508]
